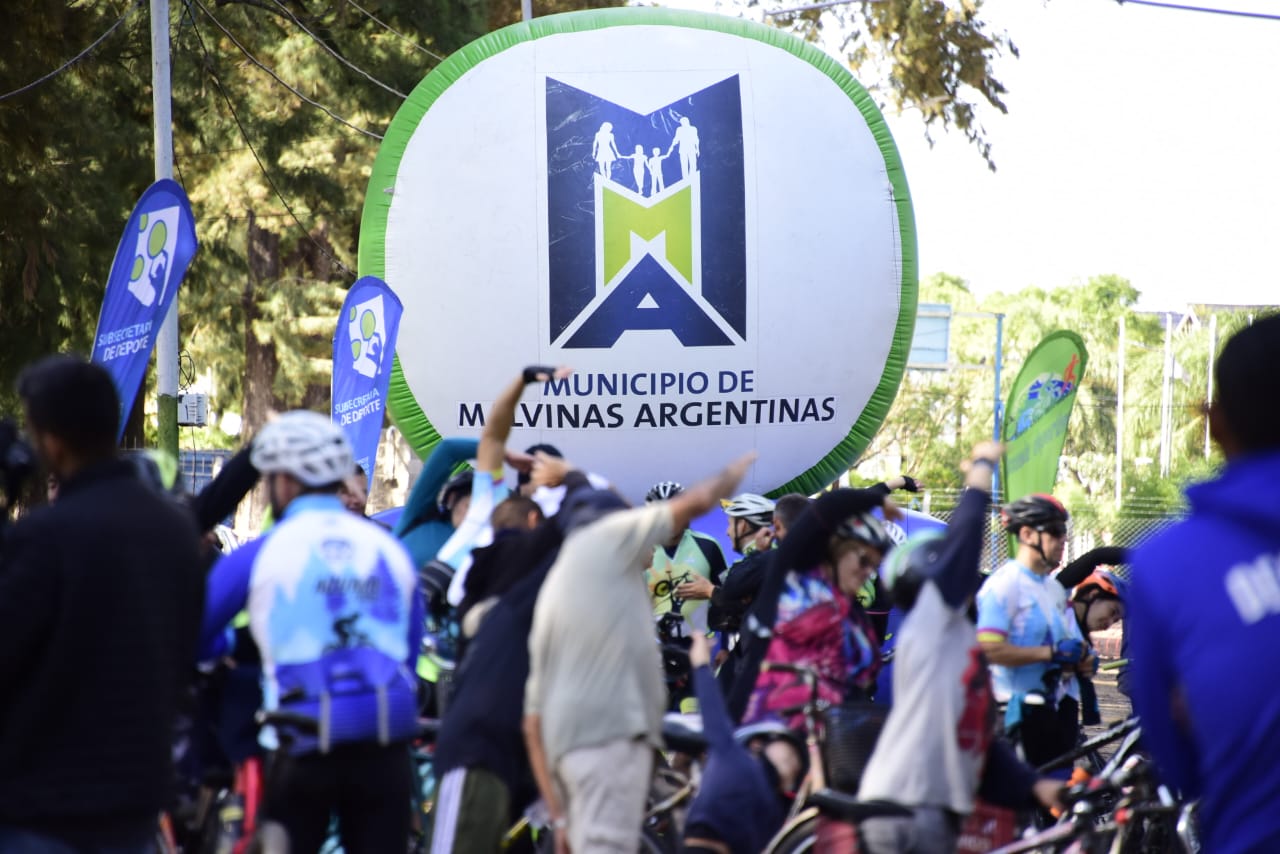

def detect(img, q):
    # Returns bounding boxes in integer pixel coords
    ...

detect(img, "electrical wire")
[343,0,447,63]
[181,0,358,279]
[0,1,141,103]
[266,0,407,98]
[1116,0,1280,21]
[191,0,384,140]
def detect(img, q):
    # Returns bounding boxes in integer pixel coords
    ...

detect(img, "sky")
[659,0,1280,311]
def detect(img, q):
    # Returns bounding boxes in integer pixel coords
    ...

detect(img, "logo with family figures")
[546,75,747,349]
[348,295,388,378]
[127,206,182,308]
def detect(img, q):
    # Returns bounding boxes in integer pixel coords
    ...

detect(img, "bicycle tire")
[763,812,818,854]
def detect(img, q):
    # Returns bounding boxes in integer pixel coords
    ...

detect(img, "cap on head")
[250,411,353,488]
[518,443,564,487]
[645,480,684,503]
[1001,493,1069,534]
[722,493,776,528]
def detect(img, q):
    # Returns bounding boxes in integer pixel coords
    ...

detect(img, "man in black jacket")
[0,356,204,852]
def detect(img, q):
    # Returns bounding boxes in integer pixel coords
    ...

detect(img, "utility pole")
[1115,314,1125,506]
[152,0,179,459]
[1159,313,1173,478]
[1205,313,1218,458]
[522,0,532,22]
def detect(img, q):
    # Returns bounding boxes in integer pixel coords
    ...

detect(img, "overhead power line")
[181,0,358,280]
[1116,0,1280,21]
[192,0,384,140]
[0,1,141,103]
[266,0,407,99]
[344,0,446,63]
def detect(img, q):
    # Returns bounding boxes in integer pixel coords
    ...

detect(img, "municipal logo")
[348,295,388,378]
[545,76,746,348]
[127,206,182,308]
[1010,352,1080,439]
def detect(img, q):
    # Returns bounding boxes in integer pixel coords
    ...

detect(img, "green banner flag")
[1001,330,1088,523]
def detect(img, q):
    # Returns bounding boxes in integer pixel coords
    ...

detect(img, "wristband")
[901,475,920,493]
[522,365,557,384]
[970,458,997,470]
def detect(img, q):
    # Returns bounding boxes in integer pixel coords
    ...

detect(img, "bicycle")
[994,718,1200,854]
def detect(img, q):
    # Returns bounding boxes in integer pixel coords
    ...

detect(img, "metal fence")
[908,490,1185,579]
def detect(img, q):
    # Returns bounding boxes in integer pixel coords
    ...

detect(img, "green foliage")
[862,273,1262,526]
[771,0,1017,168]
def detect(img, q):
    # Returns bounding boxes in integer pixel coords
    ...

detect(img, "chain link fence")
[903,490,1185,580]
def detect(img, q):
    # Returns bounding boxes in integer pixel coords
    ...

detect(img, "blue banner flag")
[332,276,403,477]
[91,179,198,438]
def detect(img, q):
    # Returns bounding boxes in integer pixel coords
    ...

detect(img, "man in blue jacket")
[1129,313,1280,854]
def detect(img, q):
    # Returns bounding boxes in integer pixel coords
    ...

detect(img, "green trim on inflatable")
[359,7,917,496]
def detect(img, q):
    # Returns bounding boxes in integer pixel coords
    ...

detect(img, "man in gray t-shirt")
[858,442,1063,853]
[523,452,754,854]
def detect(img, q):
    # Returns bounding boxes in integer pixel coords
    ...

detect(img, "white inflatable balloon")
[360,8,917,501]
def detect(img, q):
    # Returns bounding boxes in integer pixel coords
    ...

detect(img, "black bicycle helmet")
[832,511,894,554]
[1000,493,1069,533]
[437,470,474,514]
[879,530,946,612]
[645,480,684,503]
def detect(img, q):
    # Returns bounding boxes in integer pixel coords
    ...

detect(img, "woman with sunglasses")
[735,489,898,727]
[976,494,1094,771]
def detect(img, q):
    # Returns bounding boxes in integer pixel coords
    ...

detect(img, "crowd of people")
[0,311,1277,854]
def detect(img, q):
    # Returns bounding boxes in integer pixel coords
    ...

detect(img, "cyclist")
[199,411,422,853]
[1070,568,1126,635]
[858,442,1063,853]
[695,492,774,634]
[734,488,898,726]
[644,480,729,640]
[1129,313,1280,854]
[976,494,1092,769]
[523,453,754,854]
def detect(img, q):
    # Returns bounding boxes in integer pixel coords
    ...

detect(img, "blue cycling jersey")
[201,495,423,753]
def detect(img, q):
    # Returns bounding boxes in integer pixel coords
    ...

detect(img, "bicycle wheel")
[763,813,818,854]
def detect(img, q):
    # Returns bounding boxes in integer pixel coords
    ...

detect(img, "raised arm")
[1056,546,1128,590]
[476,366,571,475]
[666,451,757,532]
[394,437,479,536]
[930,442,1001,609]
[190,445,259,534]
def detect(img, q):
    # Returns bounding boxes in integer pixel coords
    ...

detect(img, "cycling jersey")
[646,529,727,635]
[742,567,880,726]
[200,495,423,753]
[976,560,1083,706]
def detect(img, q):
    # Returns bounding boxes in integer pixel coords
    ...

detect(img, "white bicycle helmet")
[722,493,776,528]
[250,411,354,487]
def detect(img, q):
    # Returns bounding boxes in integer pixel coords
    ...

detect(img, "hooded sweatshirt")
[1129,450,1280,854]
